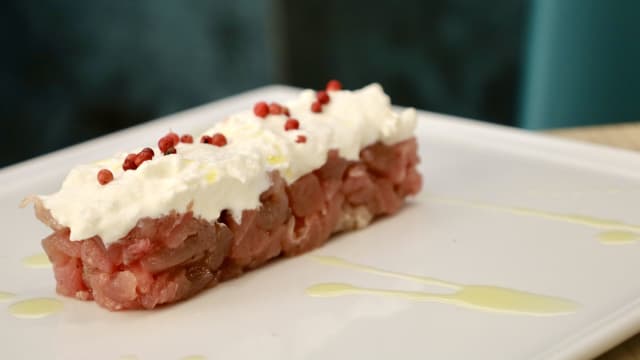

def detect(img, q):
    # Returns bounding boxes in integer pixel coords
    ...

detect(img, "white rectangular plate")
[2,86,640,360]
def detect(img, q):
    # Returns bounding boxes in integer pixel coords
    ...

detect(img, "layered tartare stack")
[30,81,422,310]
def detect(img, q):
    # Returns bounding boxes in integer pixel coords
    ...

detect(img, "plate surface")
[2,86,640,360]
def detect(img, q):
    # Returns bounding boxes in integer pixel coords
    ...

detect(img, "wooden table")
[548,123,640,359]
[548,123,640,152]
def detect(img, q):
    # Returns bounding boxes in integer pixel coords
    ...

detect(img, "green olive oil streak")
[306,282,578,315]
[310,256,578,315]
[430,196,640,233]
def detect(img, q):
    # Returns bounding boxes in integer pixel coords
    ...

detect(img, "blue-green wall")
[520,0,640,129]
[13,0,620,166]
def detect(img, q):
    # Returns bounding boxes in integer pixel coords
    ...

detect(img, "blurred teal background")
[521,0,640,129]
[1,0,639,167]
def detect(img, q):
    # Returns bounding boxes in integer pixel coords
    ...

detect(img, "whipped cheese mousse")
[30,81,423,310]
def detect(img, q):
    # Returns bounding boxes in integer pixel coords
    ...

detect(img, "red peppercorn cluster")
[158,132,179,155]
[101,82,344,185]
[311,80,342,113]
[122,154,136,171]
[254,101,269,117]
[135,147,155,166]
[97,169,114,185]
[115,130,191,182]
[317,91,330,104]
[123,147,155,171]
[326,79,342,92]
[310,101,322,113]
[254,101,290,118]
[253,99,302,137]
[201,133,227,147]
[284,118,299,131]
[269,102,290,116]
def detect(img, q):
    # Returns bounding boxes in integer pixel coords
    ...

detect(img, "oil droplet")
[284,168,294,180]
[598,231,639,244]
[306,283,577,315]
[180,356,207,360]
[205,170,218,184]
[8,298,63,319]
[0,291,16,302]
[22,253,52,268]
[310,256,578,316]
[267,154,287,166]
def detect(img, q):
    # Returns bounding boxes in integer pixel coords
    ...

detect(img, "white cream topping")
[38,83,416,244]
